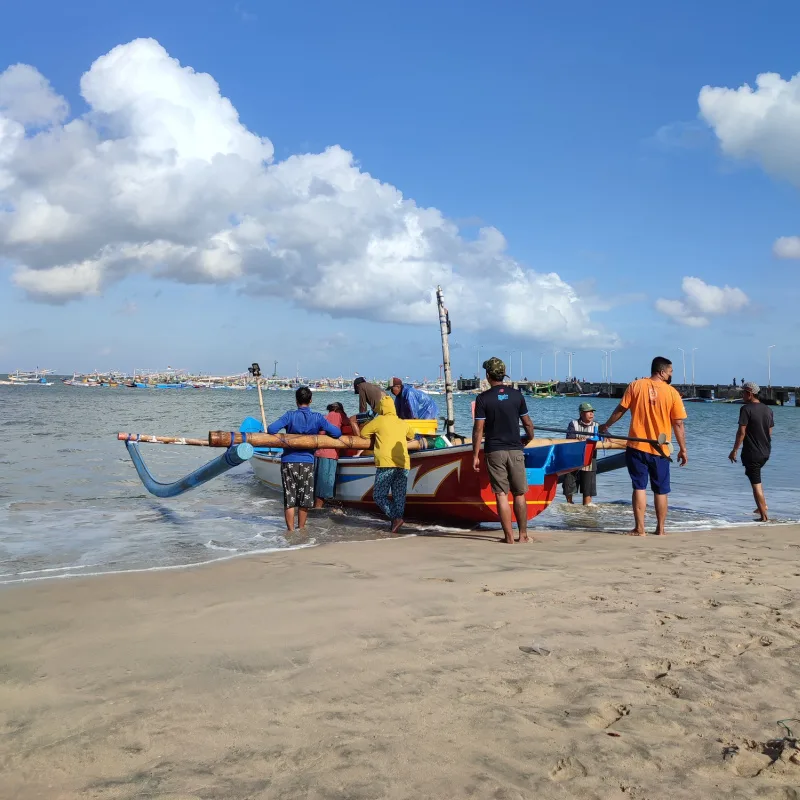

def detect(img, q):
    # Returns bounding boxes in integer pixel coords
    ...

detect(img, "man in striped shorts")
[562,402,598,506]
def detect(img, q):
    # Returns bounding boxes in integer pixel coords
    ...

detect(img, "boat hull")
[250,439,595,526]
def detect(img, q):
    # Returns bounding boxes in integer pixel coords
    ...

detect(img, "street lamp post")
[509,350,516,382]
[608,350,615,385]
[565,351,575,381]
[601,350,608,383]
[691,348,698,386]
[677,347,687,386]
[475,345,482,377]
[553,349,560,381]
[768,345,776,387]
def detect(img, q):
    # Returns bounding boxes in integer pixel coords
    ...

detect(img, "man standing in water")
[599,356,688,536]
[563,402,598,506]
[268,387,342,532]
[472,357,536,544]
[729,382,773,522]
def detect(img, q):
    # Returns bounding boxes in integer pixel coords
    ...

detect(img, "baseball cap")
[353,376,366,393]
[387,377,403,389]
[482,357,506,380]
[578,402,595,412]
[742,381,760,394]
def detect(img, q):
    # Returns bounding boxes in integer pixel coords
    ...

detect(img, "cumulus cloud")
[699,71,800,184]
[699,71,800,258]
[0,63,68,127]
[0,38,617,347]
[773,235,800,259]
[655,276,749,328]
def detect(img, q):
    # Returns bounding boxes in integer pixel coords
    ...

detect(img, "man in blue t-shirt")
[472,357,535,544]
[267,387,342,531]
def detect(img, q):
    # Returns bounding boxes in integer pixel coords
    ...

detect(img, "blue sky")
[1,0,798,384]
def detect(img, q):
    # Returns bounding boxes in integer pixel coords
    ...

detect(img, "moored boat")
[247,433,594,525]
[118,286,631,528]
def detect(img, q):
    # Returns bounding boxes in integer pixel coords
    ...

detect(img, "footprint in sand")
[549,757,588,782]
[584,702,630,729]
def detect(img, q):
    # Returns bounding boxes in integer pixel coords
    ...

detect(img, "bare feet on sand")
[627,529,647,537]
[518,533,531,543]
[390,518,404,534]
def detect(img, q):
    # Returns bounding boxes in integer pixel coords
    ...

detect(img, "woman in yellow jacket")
[360,396,417,532]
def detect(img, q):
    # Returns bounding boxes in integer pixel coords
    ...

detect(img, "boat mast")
[436,285,456,438]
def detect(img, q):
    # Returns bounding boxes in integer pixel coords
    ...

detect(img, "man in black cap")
[563,401,598,506]
[472,356,535,544]
[729,381,774,522]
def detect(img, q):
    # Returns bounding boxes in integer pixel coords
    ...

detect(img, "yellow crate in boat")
[407,419,438,435]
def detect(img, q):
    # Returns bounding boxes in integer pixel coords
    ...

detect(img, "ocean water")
[1,384,798,584]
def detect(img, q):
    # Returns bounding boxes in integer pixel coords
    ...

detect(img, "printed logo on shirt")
[498,395,509,401]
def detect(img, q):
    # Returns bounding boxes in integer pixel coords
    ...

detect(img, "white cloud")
[656,276,749,327]
[699,71,800,184]
[773,235,800,259]
[0,38,618,347]
[0,63,68,127]
[700,71,800,259]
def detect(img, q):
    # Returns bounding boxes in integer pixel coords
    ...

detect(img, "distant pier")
[512,381,798,406]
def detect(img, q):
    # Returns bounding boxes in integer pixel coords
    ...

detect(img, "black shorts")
[563,470,597,498]
[742,457,768,486]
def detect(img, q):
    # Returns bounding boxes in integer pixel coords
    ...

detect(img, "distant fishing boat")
[7,368,54,385]
[525,381,558,399]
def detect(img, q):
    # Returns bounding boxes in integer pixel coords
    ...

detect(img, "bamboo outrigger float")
[119,285,633,525]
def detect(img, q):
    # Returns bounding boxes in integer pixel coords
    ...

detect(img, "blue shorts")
[626,448,671,494]
[313,457,338,500]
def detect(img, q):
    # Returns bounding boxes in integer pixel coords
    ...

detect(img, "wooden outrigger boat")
[119,286,630,526]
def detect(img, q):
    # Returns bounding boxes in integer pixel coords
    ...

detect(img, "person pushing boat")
[472,357,536,544]
[353,377,386,417]
[313,402,359,510]
[563,402,598,506]
[599,356,688,536]
[267,387,342,532]
[359,396,417,533]
[387,377,438,421]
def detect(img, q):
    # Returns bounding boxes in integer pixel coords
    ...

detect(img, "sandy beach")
[2,525,800,799]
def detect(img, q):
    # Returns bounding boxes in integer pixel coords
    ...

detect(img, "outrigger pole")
[436,285,456,439]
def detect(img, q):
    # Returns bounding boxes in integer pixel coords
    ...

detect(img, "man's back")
[474,385,528,452]
[739,403,773,461]
[358,382,385,414]
[268,407,340,462]
[621,379,687,455]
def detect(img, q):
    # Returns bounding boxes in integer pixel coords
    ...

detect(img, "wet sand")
[2,524,800,799]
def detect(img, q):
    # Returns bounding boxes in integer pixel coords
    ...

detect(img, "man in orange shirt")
[599,356,688,536]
